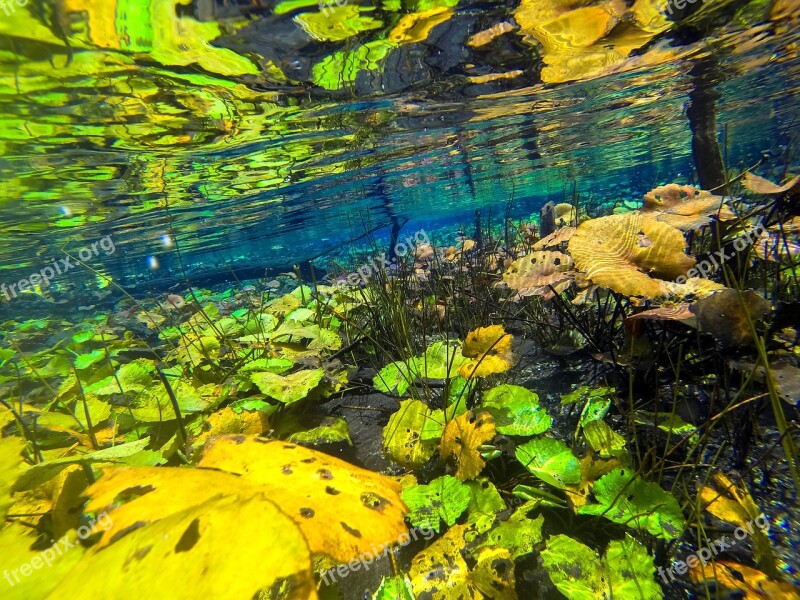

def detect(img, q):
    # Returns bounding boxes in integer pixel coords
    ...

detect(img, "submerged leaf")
[481,384,552,436]
[440,411,496,481]
[459,325,515,379]
[402,475,471,533]
[541,533,663,599]
[515,437,581,489]
[383,399,442,468]
[568,213,695,298]
[577,468,685,540]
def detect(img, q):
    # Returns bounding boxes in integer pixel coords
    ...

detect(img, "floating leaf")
[440,411,496,481]
[402,475,471,532]
[541,533,663,600]
[481,384,552,436]
[577,468,685,540]
[515,437,581,489]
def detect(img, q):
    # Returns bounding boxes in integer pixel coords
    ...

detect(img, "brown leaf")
[568,213,695,298]
[642,184,736,231]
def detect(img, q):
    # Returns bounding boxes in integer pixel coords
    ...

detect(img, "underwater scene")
[1,0,800,598]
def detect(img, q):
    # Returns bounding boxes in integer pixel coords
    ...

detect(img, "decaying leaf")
[502,251,574,299]
[568,213,695,298]
[533,226,577,250]
[642,184,736,231]
[743,172,800,196]
[409,524,517,600]
[699,471,777,577]
[54,494,318,600]
[440,411,496,481]
[383,399,442,468]
[459,325,515,378]
[690,289,772,347]
[198,436,408,563]
[689,560,800,599]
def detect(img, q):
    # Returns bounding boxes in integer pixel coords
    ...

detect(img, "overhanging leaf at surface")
[294,6,383,42]
[198,436,409,563]
[50,494,317,600]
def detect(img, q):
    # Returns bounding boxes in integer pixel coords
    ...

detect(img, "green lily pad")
[383,399,440,468]
[541,533,663,600]
[473,501,544,559]
[577,468,685,540]
[465,478,506,532]
[481,384,552,436]
[250,368,325,404]
[401,474,471,533]
[515,437,581,489]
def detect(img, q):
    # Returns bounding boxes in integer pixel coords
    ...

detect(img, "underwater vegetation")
[1,165,799,599]
[1,0,800,599]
